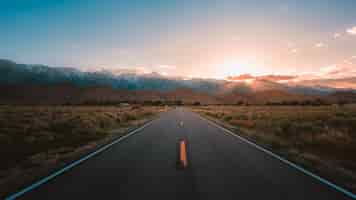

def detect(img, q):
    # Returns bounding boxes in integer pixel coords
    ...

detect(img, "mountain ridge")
[1,59,356,105]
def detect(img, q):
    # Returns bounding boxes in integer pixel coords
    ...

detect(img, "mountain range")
[1,59,355,105]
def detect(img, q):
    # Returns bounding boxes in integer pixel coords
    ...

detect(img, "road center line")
[178,139,188,169]
[179,121,184,126]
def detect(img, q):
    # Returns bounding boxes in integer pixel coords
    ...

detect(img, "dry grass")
[0,105,164,197]
[192,105,356,192]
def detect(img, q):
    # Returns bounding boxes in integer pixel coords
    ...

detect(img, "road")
[13,108,352,199]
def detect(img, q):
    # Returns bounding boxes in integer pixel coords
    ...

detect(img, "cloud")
[287,42,295,47]
[333,33,341,38]
[290,48,298,53]
[346,26,356,35]
[225,65,356,89]
[317,65,356,79]
[157,65,176,69]
[227,74,254,81]
[227,74,297,82]
[159,71,169,76]
[299,77,356,89]
[344,60,353,65]
[258,75,297,82]
[320,65,341,75]
[315,42,326,48]
[105,66,151,75]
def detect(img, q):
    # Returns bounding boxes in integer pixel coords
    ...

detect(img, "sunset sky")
[1,0,356,79]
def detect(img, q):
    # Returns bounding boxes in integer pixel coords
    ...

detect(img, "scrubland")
[193,105,356,192]
[0,105,163,196]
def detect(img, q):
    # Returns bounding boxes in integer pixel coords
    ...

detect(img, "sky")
[0,0,356,79]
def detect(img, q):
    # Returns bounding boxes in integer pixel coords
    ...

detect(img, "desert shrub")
[142,111,153,117]
[193,101,201,106]
[223,115,233,121]
[230,119,255,128]
[0,106,160,171]
[234,114,248,120]
[335,111,348,118]
[277,121,297,138]
[49,119,78,133]
[131,105,141,110]
[122,113,137,122]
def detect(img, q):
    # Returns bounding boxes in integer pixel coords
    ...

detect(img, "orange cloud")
[347,26,356,35]
[258,75,297,82]
[227,74,255,81]
[315,42,326,48]
[298,78,356,89]
[227,74,297,82]
[319,65,356,79]
[333,33,341,38]
[294,64,356,82]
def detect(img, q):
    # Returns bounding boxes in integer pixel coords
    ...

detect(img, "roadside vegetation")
[0,105,164,197]
[192,104,356,193]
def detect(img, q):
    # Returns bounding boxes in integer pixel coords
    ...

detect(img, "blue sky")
[1,0,356,79]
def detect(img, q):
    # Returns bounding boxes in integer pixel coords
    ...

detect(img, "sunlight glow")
[216,58,259,80]
[218,59,245,78]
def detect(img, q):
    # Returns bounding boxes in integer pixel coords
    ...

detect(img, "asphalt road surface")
[14,108,352,200]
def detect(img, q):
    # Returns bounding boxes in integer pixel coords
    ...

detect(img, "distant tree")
[153,100,162,106]
[143,100,153,105]
[290,100,299,105]
[193,101,201,106]
[236,100,244,106]
[337,100,347,106]
[175,100,183,106]
[312,98,329,106]
[301,100,312,106]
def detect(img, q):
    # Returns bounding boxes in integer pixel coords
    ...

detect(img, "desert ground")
[192,104,356,193]
[2,104,356,197]
[0,105,165,196]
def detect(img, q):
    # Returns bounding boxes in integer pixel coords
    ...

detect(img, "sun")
[215,57,261,81]
[217,58,246,78]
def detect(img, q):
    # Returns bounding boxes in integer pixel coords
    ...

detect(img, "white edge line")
[5,120,155,200]
[197,114,356,199]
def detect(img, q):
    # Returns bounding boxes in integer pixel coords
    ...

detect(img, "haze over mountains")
[1,59,356,105]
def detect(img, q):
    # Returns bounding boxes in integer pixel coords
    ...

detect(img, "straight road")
[12,108,353,199]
